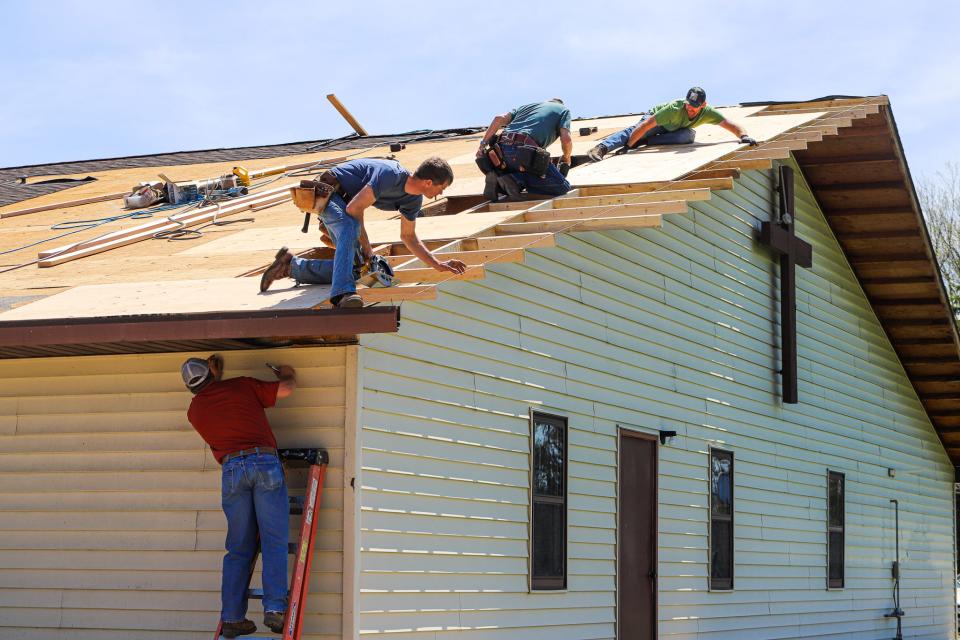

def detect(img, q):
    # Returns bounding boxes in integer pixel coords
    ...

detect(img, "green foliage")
[918,163,960,317]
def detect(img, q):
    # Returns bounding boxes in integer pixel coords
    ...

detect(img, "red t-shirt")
[187,376,280,463]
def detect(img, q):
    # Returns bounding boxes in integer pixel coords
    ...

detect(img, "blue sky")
[0,0,957,178]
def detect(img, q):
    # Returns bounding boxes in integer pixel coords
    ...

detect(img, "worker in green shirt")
[587,87,758,162]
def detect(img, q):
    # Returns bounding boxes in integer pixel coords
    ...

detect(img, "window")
[531,412,567,590]
[709,448,734,590]
[827,471,845,589]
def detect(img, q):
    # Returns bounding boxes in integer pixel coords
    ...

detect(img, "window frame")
[827,470,845,590]
[708,447,735,591]
[529,410,568,591]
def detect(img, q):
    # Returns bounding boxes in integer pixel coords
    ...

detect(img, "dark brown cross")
[759,165,812,404]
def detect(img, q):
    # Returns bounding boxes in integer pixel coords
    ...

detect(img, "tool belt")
[291,171,348,233]
[221,446,278,464]
[496,132,552,178]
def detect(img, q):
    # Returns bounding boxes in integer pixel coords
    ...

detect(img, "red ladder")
[213,448,329,640]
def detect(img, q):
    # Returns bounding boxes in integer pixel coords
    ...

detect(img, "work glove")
[558,161,570,177]
[740,134,758,146]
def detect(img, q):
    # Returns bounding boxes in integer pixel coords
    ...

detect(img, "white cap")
[181,357,211,390]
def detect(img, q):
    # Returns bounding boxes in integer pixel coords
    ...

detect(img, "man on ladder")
[182,354,297,638]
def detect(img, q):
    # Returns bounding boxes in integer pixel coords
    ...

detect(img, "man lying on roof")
[586,87,758,162]
[476,98,573,200]
[259,157,467,307]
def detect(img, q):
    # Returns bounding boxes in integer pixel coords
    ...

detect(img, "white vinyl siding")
[0,346,348,640]
[356,161,954,639]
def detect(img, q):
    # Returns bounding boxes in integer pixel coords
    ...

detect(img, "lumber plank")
[727,147,794,161]
[37,189,291,267]
[463,233,556,251]
[524,200,686,222]
[496,214,662,235]
[712,158,774,171]
[393,265,486,283]
[384,249,525,267]
[552,188,710,209]
[576,177,734,197]
[357,285,436,304]
[0,191,129,219]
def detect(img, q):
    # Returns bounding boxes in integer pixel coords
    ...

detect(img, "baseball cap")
[181,357,211,390]
[685,87,707,108]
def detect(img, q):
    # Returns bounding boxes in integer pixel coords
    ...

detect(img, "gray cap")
[181,357,211,390]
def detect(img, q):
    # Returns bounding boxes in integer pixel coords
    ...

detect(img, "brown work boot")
[220,618,256,638]
[260,247,293,292]
[263,611,285,634]
[331,293,363,309]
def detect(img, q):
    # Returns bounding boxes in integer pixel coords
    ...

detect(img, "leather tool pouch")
[291,178,336,233]
[475,155,495,174]
[528,147,551,178]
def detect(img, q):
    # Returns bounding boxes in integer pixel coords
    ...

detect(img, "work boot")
[220,619,257,638]
[331,293,363,309]
[483,171,499,201]
[260,247,293,292]
[263,611,284,634]
[496,174,523,200]
[587,144,608,162]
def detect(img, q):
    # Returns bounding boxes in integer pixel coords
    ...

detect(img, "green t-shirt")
[648,99,725,132]
[504,101,572,148]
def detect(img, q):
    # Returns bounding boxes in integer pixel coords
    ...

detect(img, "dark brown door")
[618,431,657,639]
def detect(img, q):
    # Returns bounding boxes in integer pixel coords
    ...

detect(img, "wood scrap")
[0,191,129,219]
[38,186,293,267]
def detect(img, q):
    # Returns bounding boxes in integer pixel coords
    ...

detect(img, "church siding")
[355,162,955,639]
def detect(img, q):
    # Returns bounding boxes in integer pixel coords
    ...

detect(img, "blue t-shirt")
[328,159,423,221]
[504,101,572,149]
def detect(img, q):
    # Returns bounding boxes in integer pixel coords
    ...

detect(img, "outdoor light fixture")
[659,430,677,445]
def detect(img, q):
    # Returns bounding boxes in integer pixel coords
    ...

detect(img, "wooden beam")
[552,188,710,209]
[393,265,486,283]
[496,214,663,235]
[38,187,292,267]
[0,191,129,219]
[462,233,556,251]
[356,285,435,304]
[575,177,734,197]
[524,200,686,222]
[385,249,525,267]
[326,93,368,136]
[712,158,774,171]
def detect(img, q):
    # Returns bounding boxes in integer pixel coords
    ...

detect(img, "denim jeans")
[288,193,360,299]
[597,113,696,152]
[221,453,289,621]
[499,143,571,197]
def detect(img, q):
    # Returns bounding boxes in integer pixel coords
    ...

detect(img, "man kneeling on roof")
[182,354,297,638]
[586,87,758,162]
[260,157,467,306]
[476,98,573,201]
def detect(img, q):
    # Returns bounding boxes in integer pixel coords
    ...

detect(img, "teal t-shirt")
[649,99,725,131]
[504,101,572,148]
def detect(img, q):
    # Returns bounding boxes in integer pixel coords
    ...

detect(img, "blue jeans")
[597,113,696,152]
[288,193,360,299]
[499,143,571,197]
[221,453,289,622]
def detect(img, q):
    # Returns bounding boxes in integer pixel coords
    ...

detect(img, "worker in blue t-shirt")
[259,157,466,307]
[476,98,573,200]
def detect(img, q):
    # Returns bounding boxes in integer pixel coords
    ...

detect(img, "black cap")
[685,86,706,108]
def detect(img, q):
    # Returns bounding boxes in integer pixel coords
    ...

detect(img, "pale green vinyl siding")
[357,162,955,639]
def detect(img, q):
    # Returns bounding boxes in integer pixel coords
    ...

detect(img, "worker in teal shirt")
[259,157,466,307]
[476,99,573,200]
[587,87,758,162]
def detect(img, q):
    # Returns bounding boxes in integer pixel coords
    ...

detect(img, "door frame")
[616,427,659,640]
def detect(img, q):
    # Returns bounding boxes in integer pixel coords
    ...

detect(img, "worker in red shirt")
[182,354,297,638]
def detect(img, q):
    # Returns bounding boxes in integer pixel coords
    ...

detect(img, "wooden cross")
[759,165,812,404]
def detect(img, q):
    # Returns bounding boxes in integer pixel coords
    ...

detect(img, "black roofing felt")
[0,128,482,208]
